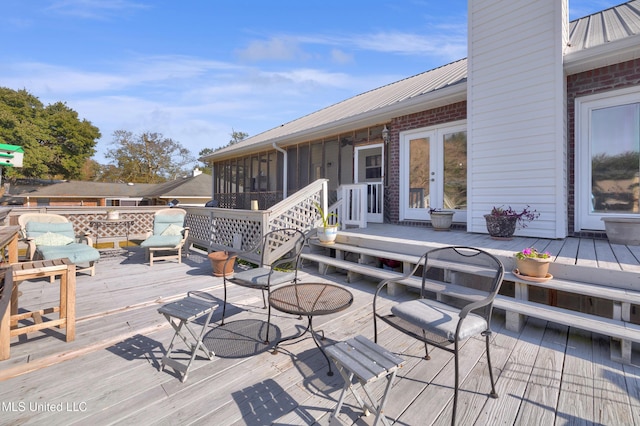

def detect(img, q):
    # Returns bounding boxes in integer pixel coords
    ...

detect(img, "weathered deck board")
[1,247,639,425]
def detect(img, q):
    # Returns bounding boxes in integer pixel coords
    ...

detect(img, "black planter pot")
[484,214,518,239]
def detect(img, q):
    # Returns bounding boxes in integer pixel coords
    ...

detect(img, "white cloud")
[46,0,150,19]
[236,37,307,62]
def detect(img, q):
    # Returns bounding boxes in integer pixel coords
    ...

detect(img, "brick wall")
[385,101,467,224]
[566,58,640,235]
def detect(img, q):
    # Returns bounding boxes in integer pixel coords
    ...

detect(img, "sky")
[0,0,624,167]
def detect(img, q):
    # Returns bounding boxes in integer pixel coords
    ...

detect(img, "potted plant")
[429,208,455,231]
[314,202,339,244]
[208,251,237,277]
[484,205,539,239]
[513,247,552,280]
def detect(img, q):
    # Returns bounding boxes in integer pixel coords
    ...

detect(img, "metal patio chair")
[373,246,505,426]
[220,228,306,344]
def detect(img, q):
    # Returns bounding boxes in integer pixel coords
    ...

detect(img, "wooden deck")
[1,247,639,425]
[342,223,640,272]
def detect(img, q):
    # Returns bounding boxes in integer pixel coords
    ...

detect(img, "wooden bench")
[301,245,640,365]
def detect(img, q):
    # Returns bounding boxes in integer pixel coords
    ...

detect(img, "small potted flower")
[484,205,539,239]
[429,207,455,231]
[514,247,552,279]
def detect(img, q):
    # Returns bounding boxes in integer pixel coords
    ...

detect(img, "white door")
[354,144,384,223]
[399,122,467,222]
[576,88,640,231]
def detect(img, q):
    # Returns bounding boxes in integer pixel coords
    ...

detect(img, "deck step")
[301,249,640,365]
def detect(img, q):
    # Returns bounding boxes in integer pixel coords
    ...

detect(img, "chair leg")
[452,341,460,426]
[264,303,271,344]
[260,289,267,309]
[221,282,227,326]
[422,330,431,360]
[484,330,499,399]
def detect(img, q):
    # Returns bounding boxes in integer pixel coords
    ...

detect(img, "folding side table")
[326,335,405,426]
[158,296,217,382]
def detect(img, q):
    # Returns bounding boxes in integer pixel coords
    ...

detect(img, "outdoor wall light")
[382,125,390,144]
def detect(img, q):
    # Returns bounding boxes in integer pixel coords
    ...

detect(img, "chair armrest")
[77,231,94,247]
[23,237,37,260]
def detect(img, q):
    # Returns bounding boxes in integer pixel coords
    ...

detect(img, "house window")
[365,154,382,179]
[576,87,640,230]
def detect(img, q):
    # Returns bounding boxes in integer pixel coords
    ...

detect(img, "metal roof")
[567,0,640,53]
[203,1,640,161]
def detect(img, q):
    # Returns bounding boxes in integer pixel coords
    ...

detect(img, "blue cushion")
[391,299,488,342]
[140,235,182,248]
[26,222,75,240]
[153,214,184,235]
[38,243,100,264]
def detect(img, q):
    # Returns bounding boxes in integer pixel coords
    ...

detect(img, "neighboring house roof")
[139,173,212,199]
[20,181,153,198]
[13,173,212,201]
[202,1,640,162]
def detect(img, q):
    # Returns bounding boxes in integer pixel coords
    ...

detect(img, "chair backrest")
[421,246,505,321]
[152,208,186,236]
[18,213,72,238]
[260,228,306,268]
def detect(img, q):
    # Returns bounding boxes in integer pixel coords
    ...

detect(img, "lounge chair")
[140,208,190,266]
[19,213,100,280]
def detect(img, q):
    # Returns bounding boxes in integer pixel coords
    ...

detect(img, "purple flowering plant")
[489,205,540,229]
[514,247,551,260]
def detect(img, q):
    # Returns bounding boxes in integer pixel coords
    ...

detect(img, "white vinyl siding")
[468,0,567,238]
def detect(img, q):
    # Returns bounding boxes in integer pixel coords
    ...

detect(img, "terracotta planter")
[484,214,518,239]
[208,251,237,277]
[515,257,551,278]
[317,225,339,244]
[430,210,455,231]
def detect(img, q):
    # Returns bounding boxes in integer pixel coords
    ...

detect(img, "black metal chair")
[221,228,306,344]
[373,246,505,426]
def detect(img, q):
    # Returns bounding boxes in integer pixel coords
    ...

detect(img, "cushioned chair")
[140,208,189,266]
[19,213,101,281]
[221,228,306,344]
[373,246,505,426]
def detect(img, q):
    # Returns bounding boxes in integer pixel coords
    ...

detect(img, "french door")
[399,122,467,222]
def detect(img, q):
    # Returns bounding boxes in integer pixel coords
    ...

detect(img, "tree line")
[0,87,246,183]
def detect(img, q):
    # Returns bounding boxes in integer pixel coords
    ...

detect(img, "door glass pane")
[591,103,640,213]
[409,137,430,209]
[443,131,467,210]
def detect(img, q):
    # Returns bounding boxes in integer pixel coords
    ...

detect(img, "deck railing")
[5,179,333,265]
[184,179,328,264]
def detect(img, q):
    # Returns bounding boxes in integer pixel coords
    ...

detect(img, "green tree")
[0,87,100,179]
[105,130,195,183]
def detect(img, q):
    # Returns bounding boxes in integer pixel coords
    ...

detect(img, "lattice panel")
[184,213,212,249]
[67,212,154,239]
[212,216,262,252]
[268,192,321,234]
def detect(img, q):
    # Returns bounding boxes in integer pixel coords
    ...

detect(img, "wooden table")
[268,282,353,376]
[0,225,20,264]
[0,258,76,360]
